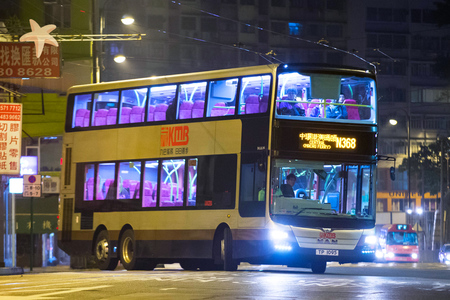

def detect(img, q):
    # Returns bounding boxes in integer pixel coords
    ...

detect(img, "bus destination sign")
[299,132,356,151]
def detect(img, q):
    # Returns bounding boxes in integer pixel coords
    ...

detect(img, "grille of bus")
[61,198,73,241]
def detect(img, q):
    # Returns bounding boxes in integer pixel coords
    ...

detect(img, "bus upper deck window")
[238,75,271,115]
[73,94,92,128]
[148,85,177,122]
[93,91,119,126]
[120,88,148,124]
[207,79,237,118]
[179,82,207,120]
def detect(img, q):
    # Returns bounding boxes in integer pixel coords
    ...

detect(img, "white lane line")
[160,288,177,291]
[0,285,113,299]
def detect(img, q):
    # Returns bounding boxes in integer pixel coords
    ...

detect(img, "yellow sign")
[299,133,356,150]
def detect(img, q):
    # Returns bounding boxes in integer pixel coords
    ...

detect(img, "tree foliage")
[398,142,447,195]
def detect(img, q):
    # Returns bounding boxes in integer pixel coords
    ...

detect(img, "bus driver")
[281,173,296,197]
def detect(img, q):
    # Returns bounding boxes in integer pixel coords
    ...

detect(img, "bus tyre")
[95,230,118,270]
[222,227,238,271]
[119,229,142,270]
[311,261,326,274]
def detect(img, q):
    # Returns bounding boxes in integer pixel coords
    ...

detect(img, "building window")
[181,16,196,30]
[411,9,421,23]
[289,22,302,36]
[326,24,342,38]
[326,0,344,10]
[271,0,285,7]
[378,8,393,22]
[44,0,71,28]
[271,22,286,34]
[241,21,256,34]
[290,0,304,8]
[201,18,217,32]
[148,15,165,29]
[393,9,408,22]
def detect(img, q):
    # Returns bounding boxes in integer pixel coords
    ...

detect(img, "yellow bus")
[58,63,378,273]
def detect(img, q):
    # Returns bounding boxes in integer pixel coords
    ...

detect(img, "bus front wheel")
[94,230,118,270]
[311,261,326,274]
[221,227,238,271]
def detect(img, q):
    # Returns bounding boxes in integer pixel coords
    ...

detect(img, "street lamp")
[121,15,135,25]
[93,0,135,82]
[114,54,126,63]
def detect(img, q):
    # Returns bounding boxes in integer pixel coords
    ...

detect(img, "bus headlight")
[364,235,377,245]
[411,253,418,260]
[270,230,289,240]
[386,252,395,258]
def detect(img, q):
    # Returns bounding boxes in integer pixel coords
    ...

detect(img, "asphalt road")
[0,263,449,299]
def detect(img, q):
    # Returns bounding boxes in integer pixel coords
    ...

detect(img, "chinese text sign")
[0,42,60,78]
[0,103,22,174]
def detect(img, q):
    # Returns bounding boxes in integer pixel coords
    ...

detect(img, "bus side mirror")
[390,167,395,181]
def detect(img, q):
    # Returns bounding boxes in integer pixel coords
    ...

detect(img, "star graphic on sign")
[19,19,58,58]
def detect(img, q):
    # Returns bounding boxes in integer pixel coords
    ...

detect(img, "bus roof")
[67,63,376,95]
[67,64,279,95]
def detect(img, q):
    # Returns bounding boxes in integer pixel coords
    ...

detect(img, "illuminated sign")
[160,125,189,156]
[299,133,356,150]
[0,103,22,174]
[20,156,38,175]
[396,224,408,230]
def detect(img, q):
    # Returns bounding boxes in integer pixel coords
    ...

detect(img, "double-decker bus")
[58,63,378,273]
[376,224,419,262]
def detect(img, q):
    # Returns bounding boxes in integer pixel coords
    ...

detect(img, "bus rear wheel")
[311,261,326,274]
[94,230,118,270]
[120,229,152,270]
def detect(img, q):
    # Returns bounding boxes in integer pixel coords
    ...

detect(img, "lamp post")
[93,0,134,83]
[389,108,411,213]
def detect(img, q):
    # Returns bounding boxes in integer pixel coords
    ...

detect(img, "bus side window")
[207,79,237,117]
[73,94,92,128]
[239,75,271,115]
[94,91,119,126]
[148,85,177,122]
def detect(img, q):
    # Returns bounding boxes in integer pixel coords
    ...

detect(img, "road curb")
[0,267,24,276]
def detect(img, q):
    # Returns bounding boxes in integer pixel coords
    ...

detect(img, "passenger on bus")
[281,173,296,197]
[325,95,347,119]
[166,98,177,120]
[278,89,305,116]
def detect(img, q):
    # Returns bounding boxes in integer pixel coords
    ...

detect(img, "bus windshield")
[276,71,376,123]
[270,159,373,219]
[387,232,418,246]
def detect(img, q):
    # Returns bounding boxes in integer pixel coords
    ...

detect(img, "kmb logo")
[161,126,189,147]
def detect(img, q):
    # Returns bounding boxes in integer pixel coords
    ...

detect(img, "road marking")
[160,288,177,291]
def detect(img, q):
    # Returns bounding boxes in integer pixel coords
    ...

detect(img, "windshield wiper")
[294,207,328,216]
